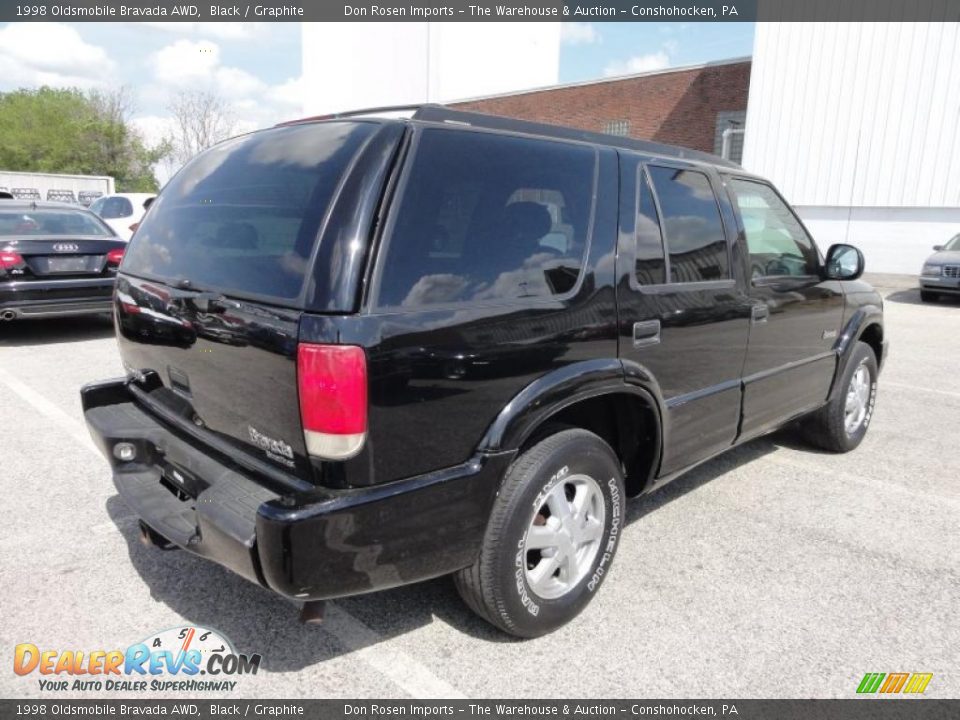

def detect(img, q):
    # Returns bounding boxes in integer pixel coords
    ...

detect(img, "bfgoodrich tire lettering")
[454,429,625,638]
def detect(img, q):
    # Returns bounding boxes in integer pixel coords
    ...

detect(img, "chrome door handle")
[633,320,661,347]
[751,305,769,324]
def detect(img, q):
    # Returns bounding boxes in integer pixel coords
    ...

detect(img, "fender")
[477,358,666,460]
[828,305,884,402]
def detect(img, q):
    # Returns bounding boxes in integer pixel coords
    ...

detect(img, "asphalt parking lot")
[1,275,958,700]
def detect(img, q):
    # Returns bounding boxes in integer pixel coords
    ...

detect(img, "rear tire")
[920,290,938,302]
[801,341,878,453]
[454,429,625,638]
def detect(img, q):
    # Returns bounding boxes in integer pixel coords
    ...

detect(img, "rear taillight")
[106,248,124,265]
[297,343,367,460]
[0,250,24,270]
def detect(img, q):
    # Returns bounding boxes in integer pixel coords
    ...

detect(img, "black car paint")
[82,110,887,603]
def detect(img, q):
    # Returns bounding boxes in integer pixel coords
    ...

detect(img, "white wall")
[301,23,561,116]
[743,22,960,273]
[797,206,960,274]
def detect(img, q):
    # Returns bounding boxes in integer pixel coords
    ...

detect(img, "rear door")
[724,176,845,438]
[115,121,381,484]
[617,156,752,476]
[357,125,616,486]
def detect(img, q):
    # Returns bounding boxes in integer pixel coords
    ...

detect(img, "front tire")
[920,290,939,303]
[801,341,878,452]
[455,429,625,638]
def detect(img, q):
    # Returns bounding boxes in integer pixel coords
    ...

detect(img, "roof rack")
[333,103,437,119]
[411,106,740,169]
[276,104,438,126]
[278,103,739,168]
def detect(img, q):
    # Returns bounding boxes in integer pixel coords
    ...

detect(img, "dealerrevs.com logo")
[14,626,261,693]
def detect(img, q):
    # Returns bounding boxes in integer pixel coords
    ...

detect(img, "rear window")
[375,128,596,309]
[121,122,376,302]
[647,166,729,283]
[0,209,112,237]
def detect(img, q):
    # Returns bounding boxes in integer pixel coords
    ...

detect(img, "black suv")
[82,107,887,638]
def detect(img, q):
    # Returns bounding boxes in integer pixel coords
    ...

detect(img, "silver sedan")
[919,233,960,302]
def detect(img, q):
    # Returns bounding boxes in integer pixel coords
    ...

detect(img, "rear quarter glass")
[121,121,377,304]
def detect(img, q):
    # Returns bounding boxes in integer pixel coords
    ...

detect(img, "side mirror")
[933,244,944,251]
[824,243,864,281]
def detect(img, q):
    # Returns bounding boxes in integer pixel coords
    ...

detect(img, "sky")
[558,22,754,81]
[0,21,754,174]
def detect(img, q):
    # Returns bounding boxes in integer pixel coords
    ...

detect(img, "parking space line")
[324,604,466,699]
[884,381,960,400]
[759,452,960,511]
[0,365,100,457]
[0,364,465,700]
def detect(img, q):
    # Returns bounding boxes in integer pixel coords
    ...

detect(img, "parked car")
[919,233,960,302]
[0,199,126,320]
[81,107,887,638]
[89,193,155,240]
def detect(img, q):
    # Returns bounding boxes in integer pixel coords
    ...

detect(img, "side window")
[376,129,595,308]
[647,166,729,283]
[635,169,666,285]
[727,178,818,279]
[98,197,134,219]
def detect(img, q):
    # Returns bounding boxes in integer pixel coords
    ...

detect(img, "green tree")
[0,86,170,192]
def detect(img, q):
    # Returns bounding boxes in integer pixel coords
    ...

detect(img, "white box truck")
[0,170,115,206]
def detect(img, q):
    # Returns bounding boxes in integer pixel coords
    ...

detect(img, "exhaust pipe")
[299,600,326,625]
[138,521,178,551]
[0,310,16,321]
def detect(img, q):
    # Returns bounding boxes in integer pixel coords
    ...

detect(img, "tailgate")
[110,121,388,486]
[116,273,310,481]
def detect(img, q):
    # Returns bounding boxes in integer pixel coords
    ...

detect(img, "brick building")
[450,57,751,163]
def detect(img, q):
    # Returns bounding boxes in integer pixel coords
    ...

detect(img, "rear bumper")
[1,277,115,318]
[81,378,513,601]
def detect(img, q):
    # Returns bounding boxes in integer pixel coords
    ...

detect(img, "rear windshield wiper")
[170,280,235,314]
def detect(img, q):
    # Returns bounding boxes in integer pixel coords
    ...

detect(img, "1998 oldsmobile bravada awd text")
[82,107,887,637]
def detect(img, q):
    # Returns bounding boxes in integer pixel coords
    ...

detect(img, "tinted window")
[122,122,375,301]
[728,179,818,278]
[635,170,666,285]
[647,166,728,283]
[0,209,112,237]
[93,197,134,219]
[377,129,595,308]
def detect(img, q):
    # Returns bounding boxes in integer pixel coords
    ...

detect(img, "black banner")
[1,700,958,720]
[0,0,959,23]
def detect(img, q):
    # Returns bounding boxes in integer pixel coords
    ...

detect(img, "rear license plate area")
[42,256,99,274]
[158,460,204,502]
